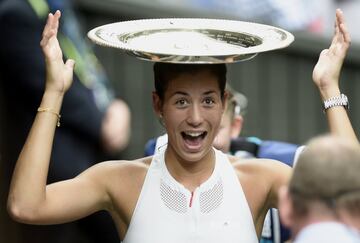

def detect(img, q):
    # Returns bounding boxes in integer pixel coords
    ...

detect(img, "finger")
[336,9,345,27]
[336,9,351,45]
[336,9,347,43]
[43,13,53,34]
[65,59,76,70]
[64,59,75,84]
[331,27,339,47]
[339,23,351,46]
[41,13,54,42]
[334,11,339,35]
[44,11,60,37]
[330,9,347,50]
[51,10,61,36]
[40,29,56,48]
[40,11,62,49]
[331,17,340,46]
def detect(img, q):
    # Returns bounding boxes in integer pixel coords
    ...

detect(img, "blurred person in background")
[208,85,299,243]
[337,190,360,233]
[190,0,324,32]
[0,0,130,242]
[278,135,360,242]
[207,0,360,43]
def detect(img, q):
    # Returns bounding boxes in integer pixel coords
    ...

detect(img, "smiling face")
[153,69,226,164]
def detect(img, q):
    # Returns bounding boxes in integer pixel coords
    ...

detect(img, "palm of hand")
[312,48,343,90]
[41,11,74,94]
[312,9,350,93]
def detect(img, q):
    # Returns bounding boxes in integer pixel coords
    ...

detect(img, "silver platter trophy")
[88,18,294,63]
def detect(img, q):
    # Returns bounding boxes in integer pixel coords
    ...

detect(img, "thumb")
[319,49,329,57]
[65,59,75,70]
[63,59,75,89]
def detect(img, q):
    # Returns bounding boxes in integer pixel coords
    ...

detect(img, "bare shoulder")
[75,157,154,227]
[229,155,292,209]
[82,157,153,204]
[229,155,291,178]
[81,157,152,184]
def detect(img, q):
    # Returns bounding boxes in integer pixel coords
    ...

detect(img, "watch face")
[88,18,294,63]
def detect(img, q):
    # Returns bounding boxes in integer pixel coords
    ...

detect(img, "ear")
[230,115,243,139]
[278,186,294,228]
[152,91,162,117]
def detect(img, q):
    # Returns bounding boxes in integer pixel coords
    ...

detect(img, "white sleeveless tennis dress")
[122,148,258,243]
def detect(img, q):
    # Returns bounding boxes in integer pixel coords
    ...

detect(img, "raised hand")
[40,10,75,94]
[312,9,351,100]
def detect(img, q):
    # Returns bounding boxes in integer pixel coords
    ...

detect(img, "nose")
[186,104,203,126]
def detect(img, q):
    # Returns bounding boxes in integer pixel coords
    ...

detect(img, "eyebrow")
[203,90,217,96]
[170,90,217,97]
[171,91,188,97]
[170,90,216,98]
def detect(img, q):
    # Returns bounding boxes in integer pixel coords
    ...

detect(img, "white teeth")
[185,132,203,137]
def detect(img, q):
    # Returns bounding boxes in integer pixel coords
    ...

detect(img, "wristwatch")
[323,94,349,112]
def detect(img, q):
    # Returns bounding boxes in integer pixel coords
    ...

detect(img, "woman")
[7,9,356,242]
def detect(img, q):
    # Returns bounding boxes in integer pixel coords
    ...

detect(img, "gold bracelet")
[37,107,61,127]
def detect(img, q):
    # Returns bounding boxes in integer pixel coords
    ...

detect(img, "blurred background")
[1,0,360,242]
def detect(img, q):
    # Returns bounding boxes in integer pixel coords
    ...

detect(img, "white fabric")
[293,145,306,167]
[122,148,258,243]
[154,133,284,243]
[294,222,360,243]
[154,133,168,154]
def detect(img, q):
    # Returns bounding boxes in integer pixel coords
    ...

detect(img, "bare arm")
[268,9,358,209]
[233,157,291,236]
[313,9,358,144]
[7,11,109,224]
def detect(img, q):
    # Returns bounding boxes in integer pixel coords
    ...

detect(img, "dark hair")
[153,63,227,101]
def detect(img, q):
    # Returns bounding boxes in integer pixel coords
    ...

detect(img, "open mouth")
[181,131,208,149]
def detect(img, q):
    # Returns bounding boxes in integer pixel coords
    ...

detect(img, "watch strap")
[323,93,349,112]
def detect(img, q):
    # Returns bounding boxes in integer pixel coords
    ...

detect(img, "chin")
[180,146,213,163]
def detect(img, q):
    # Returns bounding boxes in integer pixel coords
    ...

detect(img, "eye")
[203,97,215,106]
[175,98,189,107]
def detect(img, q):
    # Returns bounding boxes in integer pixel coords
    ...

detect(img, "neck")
[292,206,339,237]
[338,211,360,232]
[164,147,216,192]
